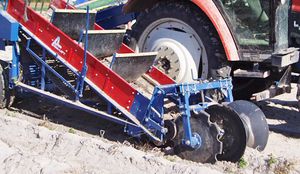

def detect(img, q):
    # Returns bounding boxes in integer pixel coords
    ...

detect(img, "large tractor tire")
[128,1,231,83]
[0,60,14,109]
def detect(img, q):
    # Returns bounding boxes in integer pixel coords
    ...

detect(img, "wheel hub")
[173,111,222,163]
[138,19,208,82]
[155,45,181,80]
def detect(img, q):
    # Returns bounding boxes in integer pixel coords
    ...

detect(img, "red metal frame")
[192,0,239,61]
[50,0,73,9]
[292,0,300,12]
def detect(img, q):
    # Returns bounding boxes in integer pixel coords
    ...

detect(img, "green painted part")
[77,0,117,10]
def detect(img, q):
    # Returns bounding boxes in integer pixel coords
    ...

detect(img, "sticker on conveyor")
[294,21,300,31]
[51,36,66,55]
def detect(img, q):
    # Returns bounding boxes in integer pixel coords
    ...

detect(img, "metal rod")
[40,0,45,13]
[65,0,70,9]
[109,53,116,69]
[77,30,84,45]
[41,47,46,90]
[76,6,90,99]
[10,41,20,88]
[26,39,76,92]
[4,0,8,10]
[24,0,29,22]
[34,1,38,10]
[16,82,139,128]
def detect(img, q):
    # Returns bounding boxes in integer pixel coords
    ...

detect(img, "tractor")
[122,0,300,101]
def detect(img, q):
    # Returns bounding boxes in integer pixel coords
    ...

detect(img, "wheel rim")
[138,18,208,83]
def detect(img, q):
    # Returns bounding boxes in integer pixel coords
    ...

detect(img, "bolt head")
[185,140,191,145]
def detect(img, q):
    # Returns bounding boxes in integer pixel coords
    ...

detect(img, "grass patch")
[164,155,177,162]
[68,128,76,134]
[238,157,248,169]
[267,154,277,166]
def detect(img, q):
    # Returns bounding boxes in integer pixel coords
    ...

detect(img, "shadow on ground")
[257,99,300,138]
[9,94,150,147]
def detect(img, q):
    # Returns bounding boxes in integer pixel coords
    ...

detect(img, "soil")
[0,84,299,174]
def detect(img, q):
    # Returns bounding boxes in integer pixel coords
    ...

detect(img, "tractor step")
[233,69,270,78]
[51,9,96,39]
[272,47,299,67]
[83,30,125,59]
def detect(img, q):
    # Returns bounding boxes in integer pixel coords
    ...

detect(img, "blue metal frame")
[10,41,20,85]
[0,0,8,10]
[75,6,90,99]
[95,4,137,29]
[40,48,46,90]
[135,79,234,147]
[26,39,76,91]
[0,10,20,87]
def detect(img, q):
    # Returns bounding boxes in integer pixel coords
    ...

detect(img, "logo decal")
[294,21,300,31]
[51,36,66,55]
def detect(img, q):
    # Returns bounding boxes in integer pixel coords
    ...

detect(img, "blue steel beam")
[16,82,139,128]
[0,11,19,41]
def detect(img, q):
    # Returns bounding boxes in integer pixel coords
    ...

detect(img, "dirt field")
[0,84,299,174]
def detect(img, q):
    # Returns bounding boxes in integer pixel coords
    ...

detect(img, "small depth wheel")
[173,111,222,163]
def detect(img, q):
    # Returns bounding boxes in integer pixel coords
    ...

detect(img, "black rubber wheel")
[205,104,247,162]
[0,60,14,109]
[173,112,222,163]
[128,0,231,81]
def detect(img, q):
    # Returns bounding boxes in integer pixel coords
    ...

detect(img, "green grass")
[238,157,248,169]
[267,154,277,166]
[68,128,76,134]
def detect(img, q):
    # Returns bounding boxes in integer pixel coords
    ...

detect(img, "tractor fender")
[123,0,239,61]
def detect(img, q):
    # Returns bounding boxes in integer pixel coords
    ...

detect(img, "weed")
[238,157,248,169]
[68,128,76,134]
[164,155,176,162]
[267,154,277,166]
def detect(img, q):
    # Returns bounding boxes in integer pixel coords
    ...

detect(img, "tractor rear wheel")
[128,1,231,83]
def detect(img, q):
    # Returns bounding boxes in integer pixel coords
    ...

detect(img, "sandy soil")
[0,84,299,174]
